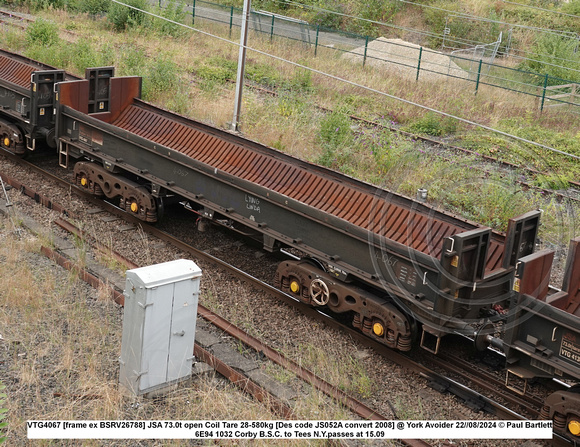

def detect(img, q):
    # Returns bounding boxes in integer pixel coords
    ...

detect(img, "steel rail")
[193,344,295,419]
[36,245,296,420]
[46,188,526,428]
[237,80,580,196]
[0,159,549,414]
[1,154,569,445]
[49,218,399,423]
[435,352,545,415]
[0,159,434,447]
[46,226,432,447]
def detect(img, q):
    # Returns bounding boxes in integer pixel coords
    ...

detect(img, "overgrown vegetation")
[151,0,187,37]
[0,231,355,445]
[0,2,578,438]
[107,0,147,31]
[0,0,578,231]
[0,382,6,444]
[25,18,59,46]
[520,33,580,83]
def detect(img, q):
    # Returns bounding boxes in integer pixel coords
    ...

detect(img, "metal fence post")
[229,6,234,36]
[475,59,483,94]
[540,73,549,112]
[270,14,275,41]
[363,35,369,67]
[192,0,195,25]
[416,47,422,81]
[314,25,319,57]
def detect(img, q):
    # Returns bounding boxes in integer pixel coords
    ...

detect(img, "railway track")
[238,81,580,205]
[0,13,577,446]
[0,8,30,29]
[1,5,575,206]
[1,152,572,446]
[0,158,437,447]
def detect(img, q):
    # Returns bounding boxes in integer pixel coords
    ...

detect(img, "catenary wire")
[110,0,580,162]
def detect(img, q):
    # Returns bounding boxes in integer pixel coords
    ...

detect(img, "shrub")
[286,67,312,92]
[561,0,580,16]
[116,45,147,76]
[521,33,580,83]
[142,57,180,99]
[71,41,114,72]
[318,110,353,148]
[108,0,148,31]
[405,113,444,137]
[25,44,72,69]
[348,0,400,37]
[306,0,344,29]
[246,63,281,89]
[317,111,355,169]
[196,57,236,83]
[77,0,111,15]
[27,0,65,11]
[152,0,187,37]
[25,18,60,47]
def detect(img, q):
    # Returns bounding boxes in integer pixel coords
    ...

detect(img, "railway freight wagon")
[490,238,580,440]
[0,49,75,154]
[55,70,547,352]
[2,49,580,441]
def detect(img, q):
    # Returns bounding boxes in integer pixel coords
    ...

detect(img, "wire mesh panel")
[178,0,580,113]
[449,32,502,80]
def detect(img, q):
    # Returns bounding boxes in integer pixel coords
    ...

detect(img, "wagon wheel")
[310,278,329,306]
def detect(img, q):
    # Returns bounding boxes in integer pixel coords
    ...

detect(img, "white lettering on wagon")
[560,333,580,365]
[245,194,261,213]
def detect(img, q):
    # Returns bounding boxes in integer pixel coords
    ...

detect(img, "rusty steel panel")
[0,53,37,88]
[515,249,554,299]
[563,238,580,315]
[0,50,75,88]
[57,80,89,114]
[112,103,504,269]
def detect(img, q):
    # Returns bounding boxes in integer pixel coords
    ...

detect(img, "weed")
[286,67,313,92]
[534,173,570,190]
[0,29,26,50]
[246,63,281,89]
[393,396,425,419]
[318,110,353,148]
[151,0,187,37]
[264,363,295,384]
[142,57,180,100]
[520,33,580,83]
[25,18,60,47]
[404,113,446,137]
[116,44,147,76]
[70,41,104,73]
[0,382,6,444]
[108,0,148,31]
[28,0,66,11]
[196,57,236,84]
[74,0,111,15]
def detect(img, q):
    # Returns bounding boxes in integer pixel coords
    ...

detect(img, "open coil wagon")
[1,48,579,440]
[0,49,78,154]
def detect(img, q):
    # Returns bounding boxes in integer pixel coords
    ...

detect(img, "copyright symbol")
[397,422,404,430]
[499,422,505,428]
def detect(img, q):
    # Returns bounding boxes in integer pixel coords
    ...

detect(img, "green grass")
[0,3,577,238]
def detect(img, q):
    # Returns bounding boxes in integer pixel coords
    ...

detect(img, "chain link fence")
[169,0,580,113]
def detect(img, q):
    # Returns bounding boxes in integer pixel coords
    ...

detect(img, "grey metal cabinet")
[119,259,202,396]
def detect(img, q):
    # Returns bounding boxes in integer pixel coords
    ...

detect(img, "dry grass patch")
[0,219,357,445]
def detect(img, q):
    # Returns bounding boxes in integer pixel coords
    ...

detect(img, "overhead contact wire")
[110,0,580,162]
